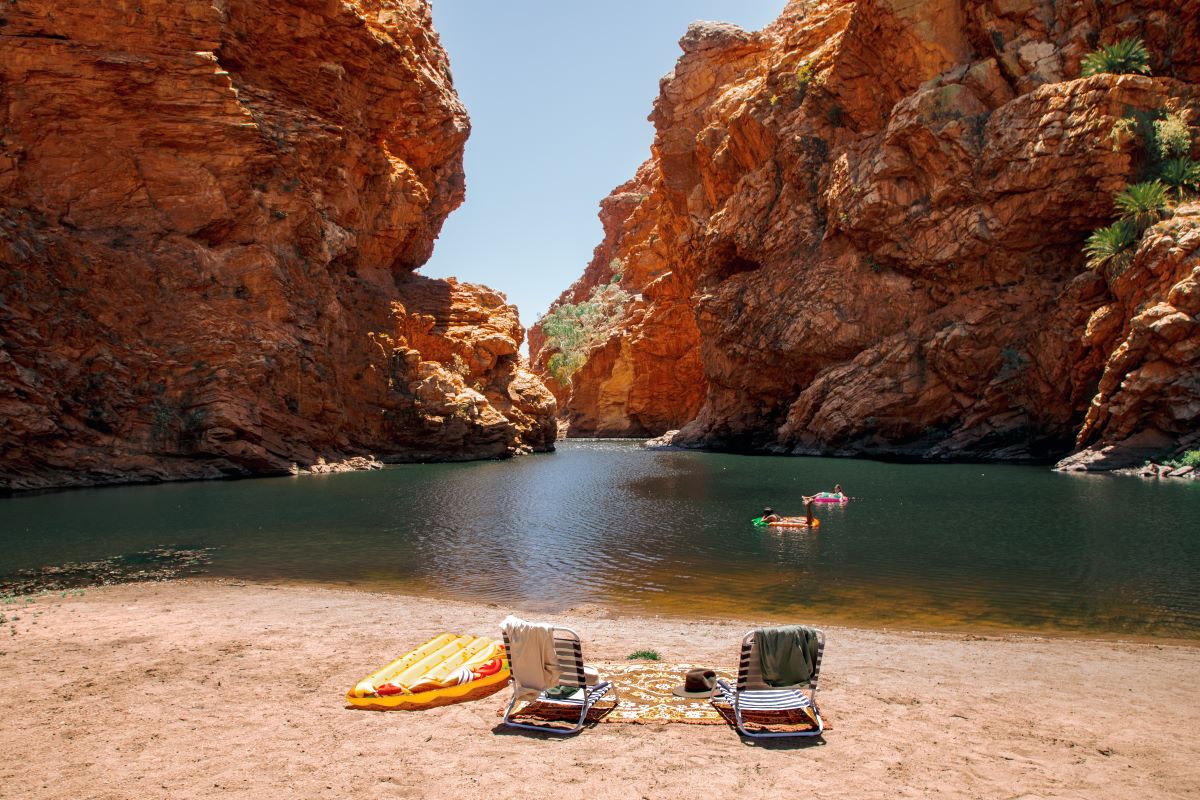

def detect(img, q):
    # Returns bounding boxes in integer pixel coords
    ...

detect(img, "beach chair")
[714,627,825,738]
[500,626,617,735]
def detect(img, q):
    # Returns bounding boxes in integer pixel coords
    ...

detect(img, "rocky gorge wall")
[531,0,1199,468]
[0,0,556,491]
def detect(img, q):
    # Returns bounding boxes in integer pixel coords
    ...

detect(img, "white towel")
[501,614,560,700]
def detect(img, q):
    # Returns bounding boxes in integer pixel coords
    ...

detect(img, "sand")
[1,580,1197,799]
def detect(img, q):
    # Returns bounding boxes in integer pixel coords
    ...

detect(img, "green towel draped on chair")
[756,625,819,687]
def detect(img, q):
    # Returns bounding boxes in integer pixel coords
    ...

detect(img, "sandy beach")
[1,580,1197,799]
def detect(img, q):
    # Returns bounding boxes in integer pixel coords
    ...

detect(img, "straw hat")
[671,668,717,698]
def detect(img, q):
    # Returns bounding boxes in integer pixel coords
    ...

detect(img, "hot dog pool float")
[767,517,820,529]
[346,633,509,710]
[753,516,821,529]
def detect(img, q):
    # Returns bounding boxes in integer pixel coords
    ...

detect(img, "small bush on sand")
[626,649,661,661]
[1080,37,1151,77]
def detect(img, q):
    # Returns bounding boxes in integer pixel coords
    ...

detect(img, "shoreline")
[229,576,1200,647]
[7,437,1196,496]
[5,570,1198,645]
[0,447,559,497]
[2,580,1197,798]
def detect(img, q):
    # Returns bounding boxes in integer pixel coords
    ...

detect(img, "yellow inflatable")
[346,633,510,711]
[768,517,820,529]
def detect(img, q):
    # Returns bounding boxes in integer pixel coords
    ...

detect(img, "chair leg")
[572,697,588,734]
[501,685,607,736]
[559,682,612,735]
[734,705,823,738]
[733,697,750,737]
[727,692,825,739]
[737,709,825,738]
[501,689,569,734]
[563,681,619,734]
[501,690,520,727]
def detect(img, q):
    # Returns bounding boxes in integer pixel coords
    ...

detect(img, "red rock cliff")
[531,0,1199,467]
[0,0,555,491]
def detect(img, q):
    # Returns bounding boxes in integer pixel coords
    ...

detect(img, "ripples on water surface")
[3,440,1198,638]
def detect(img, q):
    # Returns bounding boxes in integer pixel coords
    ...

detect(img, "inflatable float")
[766,516,820,529]
[812,492,848,504]
[346,633,509,710]
[753,516,821,529]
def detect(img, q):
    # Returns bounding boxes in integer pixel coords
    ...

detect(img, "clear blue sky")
[421,0,785,329]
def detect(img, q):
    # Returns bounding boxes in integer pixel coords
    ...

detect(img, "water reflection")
[2,441,1198,638]
[759,525,822,565]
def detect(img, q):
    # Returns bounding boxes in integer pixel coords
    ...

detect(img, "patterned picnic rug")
[500,661,824,733]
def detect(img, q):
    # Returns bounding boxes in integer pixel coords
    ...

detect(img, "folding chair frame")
[716,627,825,738]
[500,626,618,735]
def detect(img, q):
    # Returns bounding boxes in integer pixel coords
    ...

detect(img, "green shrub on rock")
[1114,180,1169,230]
[795,60,814,92]
[1080,37,1151,77]
[1159,157,1200,200]
[540,282,631,384]
[1084,219,1139,275]
[1083,103,1196,284]
[1153,113,1193,160]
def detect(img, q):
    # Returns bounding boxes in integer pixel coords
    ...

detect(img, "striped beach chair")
[500,626,618,735]
[714,627,825,738]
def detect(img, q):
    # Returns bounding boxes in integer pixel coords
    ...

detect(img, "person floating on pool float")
[811,485,848,503]
[753,501,816,528]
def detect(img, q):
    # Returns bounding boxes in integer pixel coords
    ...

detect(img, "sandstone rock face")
[1058,204,1200,470]
[0,0,554,491]
[532,0,1199,466]
[529,164,706,436]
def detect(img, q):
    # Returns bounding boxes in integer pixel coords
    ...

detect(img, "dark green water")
[2,440,1198,638]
